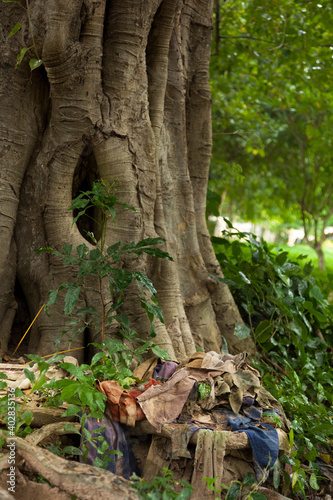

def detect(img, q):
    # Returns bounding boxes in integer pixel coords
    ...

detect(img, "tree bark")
[0,0,254,361]
[311,242,326,270]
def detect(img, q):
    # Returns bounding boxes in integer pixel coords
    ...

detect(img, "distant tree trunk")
[312,242,326,270]
[0,0,254,361]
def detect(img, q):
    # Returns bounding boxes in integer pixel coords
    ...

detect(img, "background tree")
[210,0,333,268]
[0,0,253,361]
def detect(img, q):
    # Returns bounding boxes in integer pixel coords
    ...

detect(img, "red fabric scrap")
[97,379,162,427]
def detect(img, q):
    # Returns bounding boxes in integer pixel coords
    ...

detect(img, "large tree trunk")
[0,0,254,362]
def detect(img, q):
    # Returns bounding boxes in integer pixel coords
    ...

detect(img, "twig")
[261,352,288,376]
[316,329,333,353]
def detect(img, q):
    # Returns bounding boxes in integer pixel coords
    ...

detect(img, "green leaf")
[112,269,133,290]
[64,285,81,315]
[223,217,233,229]
[303,301,326,322]
[106,242,122,256]
[291,471,298,489]
[60,363,85,382]
[298,279,308,297]
[255,320,274,343]
[114,313,130,331]
[89,248,101,260]
[60,382,81,401]
[138,247,173,261]
[211,236,229,246]
[26,354,42,364]
[209,274,241,288]
[16,47,28,68]
[141,299,164,324]
[309,473,320,490]
[72,209,90,225]
[275,251,289,266]
[62,446,82,456]
[33,374,48,391]
[206,187,222,216]
[8,22,22,38]
[76,244,89,258]
[104,338,128,355]
[243,473,256,487]
[250,493,268,500]
[63,407,82,419]
[135,341,153,356]
[21,410,33,425]
[309,285,324,301]
[135,237,166,248]
[275,267,291,287]
[151,345,172,360]
[198,382,211,400]
[234,322,251,339]
[3,0,25,4]
[266,296,293,318]
[303,262,314,276]
[134,272,157,295]
[273,465,280,489]
[23,369,35,384]
[226,483,241,500]
[90,352,105,366]
[70,197,90,211]
[29,58,43,70]
[310,422,333,434]
[47,444,61,456]
[175,487,193,500]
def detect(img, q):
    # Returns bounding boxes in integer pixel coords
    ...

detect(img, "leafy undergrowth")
[212,221,333,498]
[270,242,333,299]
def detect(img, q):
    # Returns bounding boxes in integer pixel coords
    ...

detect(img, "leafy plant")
[203,472,267,500]
[131,468,193,500]
[209,0,333,262]
[211,222,333,494]
[33,180,174,467]
[3,0,43,70]
[38,180,172,387]
[273,430,321,499]
[0,353,64,440]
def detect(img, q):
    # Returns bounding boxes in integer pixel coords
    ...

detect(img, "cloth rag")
[227,413,279,480]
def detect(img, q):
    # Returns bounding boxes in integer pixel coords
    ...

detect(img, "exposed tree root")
[3,434,140,500]
[25,421,81,446]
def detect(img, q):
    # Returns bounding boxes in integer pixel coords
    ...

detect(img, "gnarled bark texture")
[0,0,254,362]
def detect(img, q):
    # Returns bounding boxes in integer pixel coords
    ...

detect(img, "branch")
[316,329,333,354]
[269,10,287,51]
[218,35,277,45]
[214,0,220,55]
[261,352,288,376]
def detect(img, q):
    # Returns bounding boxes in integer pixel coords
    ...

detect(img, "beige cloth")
[201,351,247,372]
[191,429,231,500]
[136,368,197,432]
[132,356,159,381]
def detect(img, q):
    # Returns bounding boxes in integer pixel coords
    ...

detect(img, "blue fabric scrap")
[227,414,279,477]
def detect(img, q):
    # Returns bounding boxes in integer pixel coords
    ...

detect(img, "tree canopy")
[209,0,333,265]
